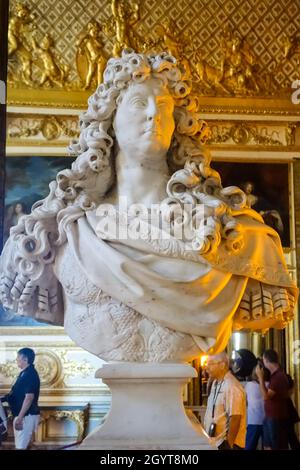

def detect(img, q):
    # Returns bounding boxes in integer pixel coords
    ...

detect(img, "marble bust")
[0,50,297,362]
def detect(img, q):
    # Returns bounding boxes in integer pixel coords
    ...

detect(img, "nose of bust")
[146,97,160,122]
[147,110,160,124]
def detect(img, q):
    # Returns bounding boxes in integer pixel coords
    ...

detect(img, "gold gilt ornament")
[40,408,88,440]
[208,122,283,146]
[7,0,300,104]
[0,350,61,387]
[75,0,143,90]
[0,349,94,388]
[286,123,296,146]
[221,27,261,94]
[8,2,37,86]
[148,18,192,80]
[281,35,300,77]
[107,0,140,57]
[193,48,230,95]
[192,26,263,97]
[76,20,108,90]
[34,34,69,88]
[8,2,69,89]
[8,115,79,141]
[282,35,300,61]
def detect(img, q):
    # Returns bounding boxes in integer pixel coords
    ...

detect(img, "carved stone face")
[113,77,175,158]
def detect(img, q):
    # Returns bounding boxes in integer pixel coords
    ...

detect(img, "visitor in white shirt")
[204,352,247,450]
[245,364,268,450]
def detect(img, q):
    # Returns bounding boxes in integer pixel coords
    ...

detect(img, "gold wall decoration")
[41,117,62,141]
[7,0,300,106]
[39,407,89,442]
[7,113,300,152]
[0,360,18,380]
[8,2,70,90]
[7,114,80,144]
[286,123,297,146]
[193,25,263,96]
[207,121,286,146]
[57,350,95,381]
[8,2,37,86]
[0,350,62,386]
[76,20,108,90]
[34,350,63,387]
[197,98,300,117]
[0,348,94,388]
[108,0,140,57]
[145,18,192,78]
[282,34,300,62]
[33,33,70,88]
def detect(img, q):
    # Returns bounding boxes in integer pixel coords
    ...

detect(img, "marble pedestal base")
[79,362,213,450]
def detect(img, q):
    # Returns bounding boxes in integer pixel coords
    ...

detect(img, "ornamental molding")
[0,348,95,388]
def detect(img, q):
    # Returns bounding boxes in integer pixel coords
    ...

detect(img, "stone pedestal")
[79,362,213,450]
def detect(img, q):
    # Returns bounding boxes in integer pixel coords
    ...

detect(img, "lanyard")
[212,380,224,419]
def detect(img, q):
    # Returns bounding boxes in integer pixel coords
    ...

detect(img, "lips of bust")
[143,126,162,136]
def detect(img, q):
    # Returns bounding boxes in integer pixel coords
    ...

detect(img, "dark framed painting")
[0,155,75,326]
[212,161,291,248]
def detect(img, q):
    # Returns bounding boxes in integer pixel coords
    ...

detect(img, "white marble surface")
[80,362,213,450]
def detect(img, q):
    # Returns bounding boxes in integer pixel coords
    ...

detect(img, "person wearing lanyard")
[204,352,247,450]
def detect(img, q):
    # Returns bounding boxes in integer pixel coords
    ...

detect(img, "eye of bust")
[129,97,147,108]
[157,96,174,111]
[158,98,170,107]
